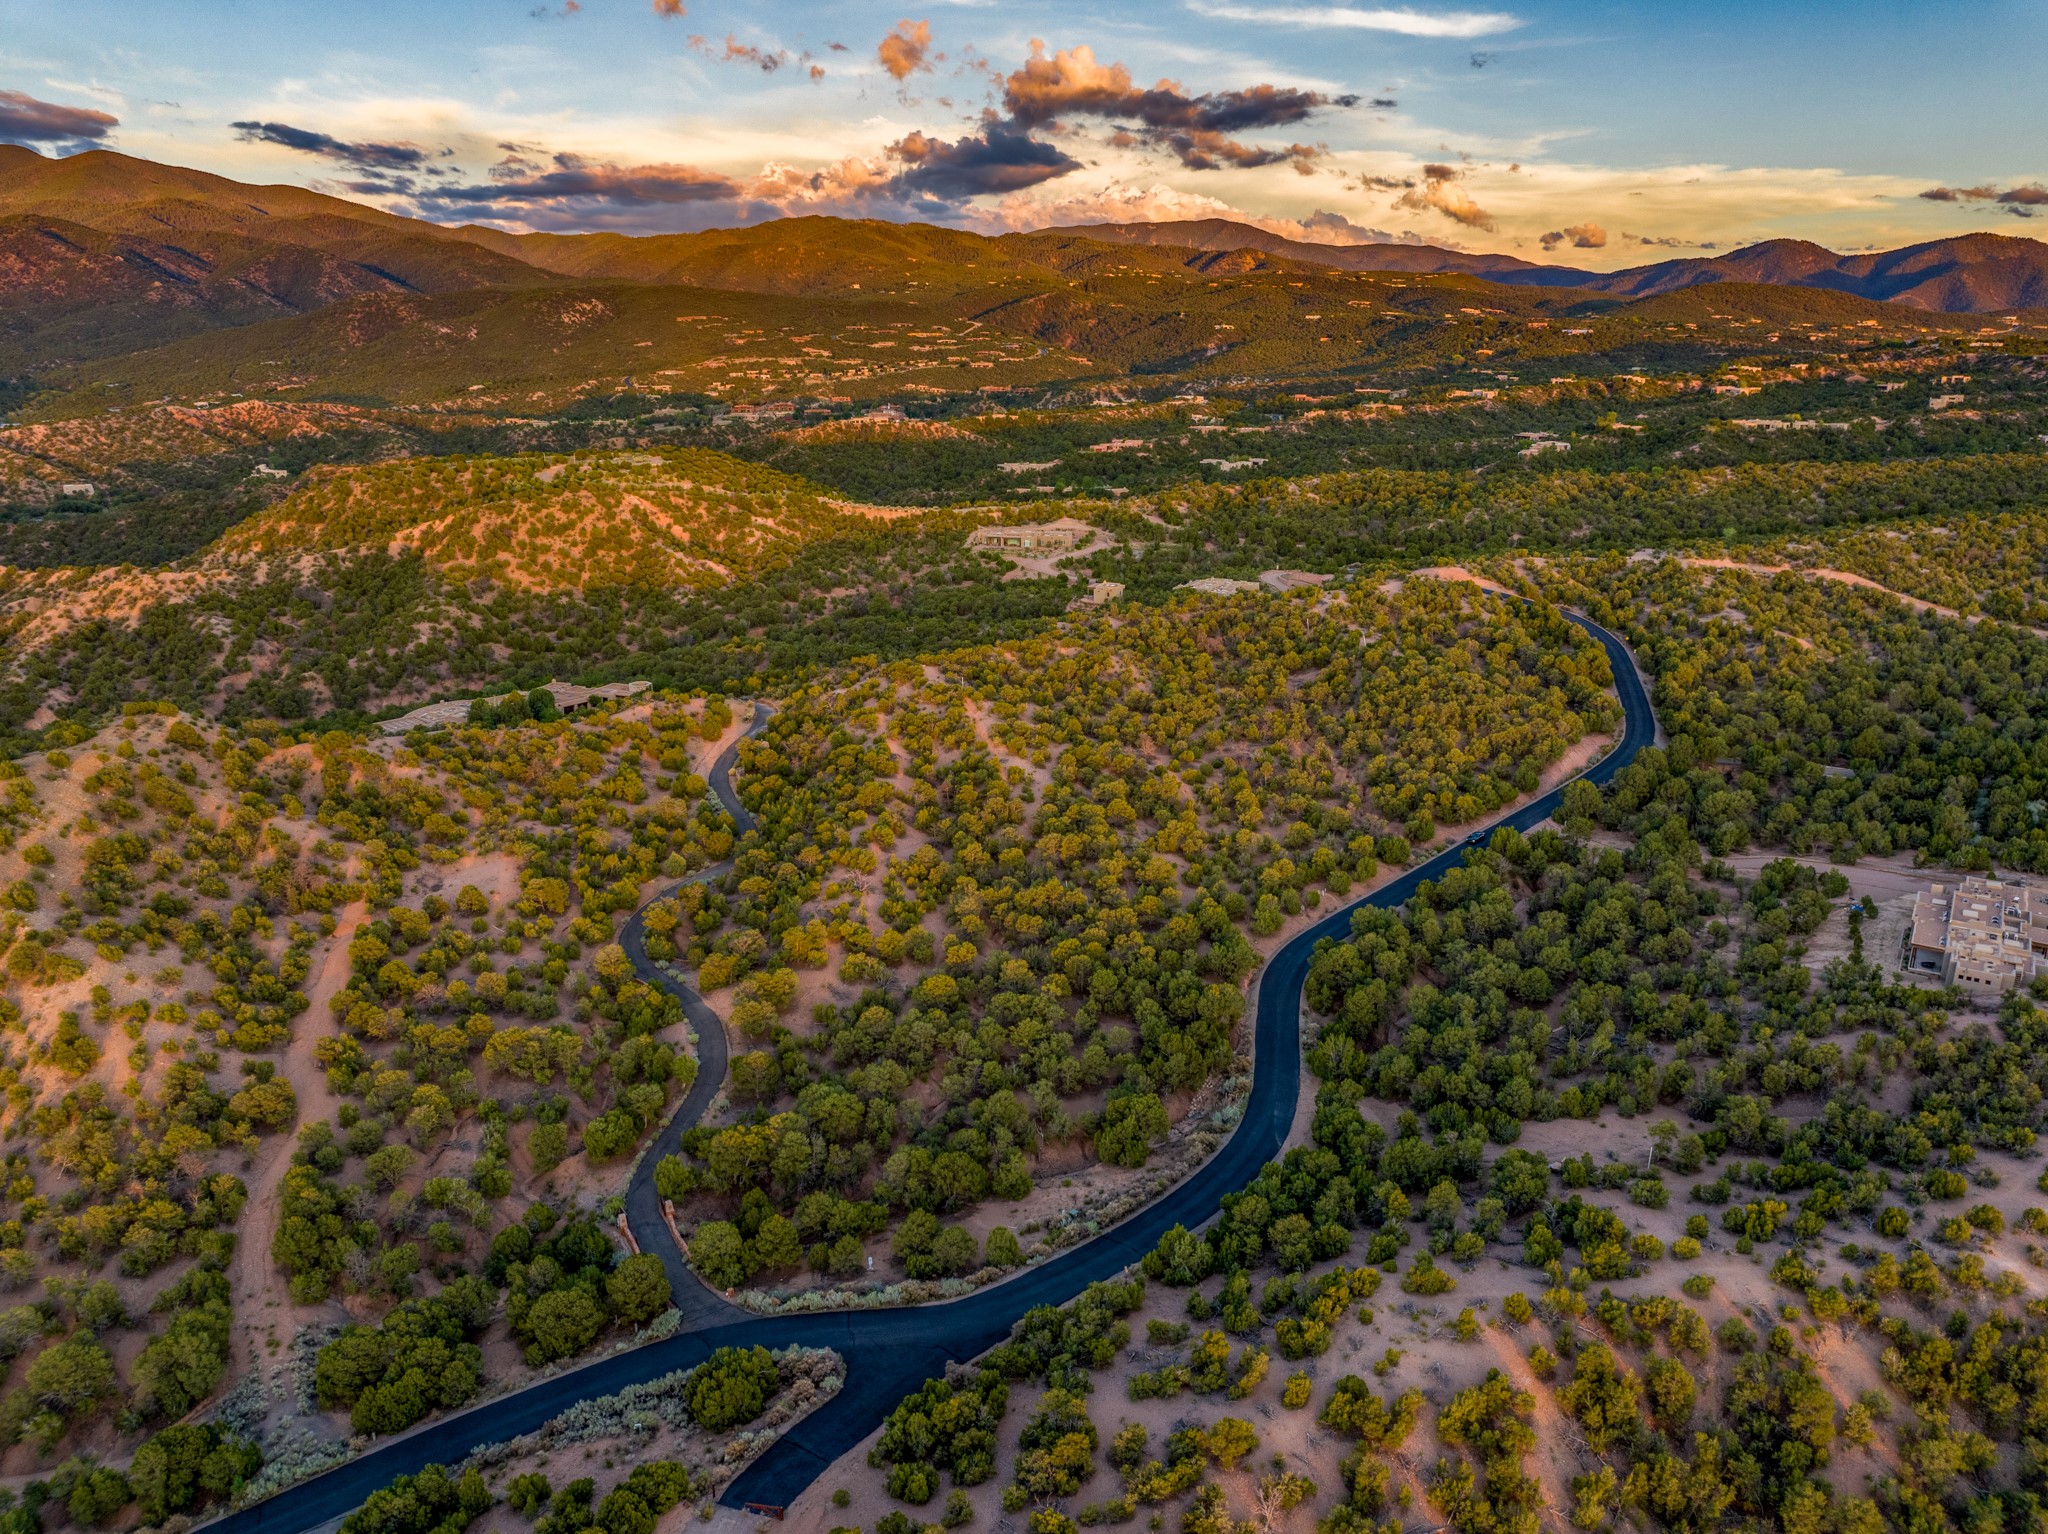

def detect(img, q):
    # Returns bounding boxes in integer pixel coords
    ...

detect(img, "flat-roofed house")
[1907,878,2048,993]
[966,517,1094,554]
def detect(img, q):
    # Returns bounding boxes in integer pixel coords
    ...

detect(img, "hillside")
[0,149,2035,409]
[38,252,1986,419]
[0,146,546,292]
[33,280,1093,413]
[0,215,433,370]
[0,147,557,369]
[210,447,910,589]
[1049,216,1592,284]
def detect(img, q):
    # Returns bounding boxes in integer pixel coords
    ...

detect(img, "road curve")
[201,607,1655,1534]
[617,704,774,1330]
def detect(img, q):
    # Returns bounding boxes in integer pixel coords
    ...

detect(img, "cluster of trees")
[491,1208,672,1365]
[871,1278,1144,1502]
[1524,556,2048,871]
[0,1420,263,1531]
[662,583,1613,1274]
[866,756,2048,1529]
[314,1275,496,1434]
[0,704,734,1480]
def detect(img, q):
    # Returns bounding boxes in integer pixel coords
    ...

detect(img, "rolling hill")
[211,446,906,589]
[0,146,558,367]
[35,280,1094,412]
[0,145,546,291]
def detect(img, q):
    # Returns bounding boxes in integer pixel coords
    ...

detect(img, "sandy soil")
[228,902,359,1382]
[407,851,524,913]
[989,532,1120,584]
[1677,559,2048,641]
[773,1114,2048,1534]
[1402,566,1521,599]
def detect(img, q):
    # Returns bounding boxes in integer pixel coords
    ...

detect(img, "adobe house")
[966,517,1095,554]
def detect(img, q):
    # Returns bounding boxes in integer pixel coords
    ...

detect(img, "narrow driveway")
[617,704,772,1328]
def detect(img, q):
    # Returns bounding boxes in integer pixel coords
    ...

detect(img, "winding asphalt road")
[201,606,1655,1534]
[618,705,773,1331]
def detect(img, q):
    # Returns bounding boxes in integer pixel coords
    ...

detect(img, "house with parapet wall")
[1907,877,2048,994]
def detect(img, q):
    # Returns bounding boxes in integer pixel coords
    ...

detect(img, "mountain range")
[0,144,2036,393]
[1055,218,2048,314]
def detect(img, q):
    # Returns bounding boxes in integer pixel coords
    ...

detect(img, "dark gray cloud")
[419,153,743,210]
[0,88,118,150]
[888,121,1081,199]
[232,119,429,170]
[1919,181,2048,208]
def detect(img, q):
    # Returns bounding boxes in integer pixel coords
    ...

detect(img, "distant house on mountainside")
[1258,570,1330,593]
[378,679,651,736]
[966,517,1095,554]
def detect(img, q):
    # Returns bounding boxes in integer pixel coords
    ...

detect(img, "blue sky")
[2,0,2043,263]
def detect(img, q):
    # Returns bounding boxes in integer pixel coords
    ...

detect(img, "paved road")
[200,608,1655,1534]
[617,705,772,1330]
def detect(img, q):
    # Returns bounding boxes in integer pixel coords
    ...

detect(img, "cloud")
[1469,51,1496,67]
[651,0,684,14]
[350,36,1360,232]
[1369,97,1398,109]
[878,19,934,80]
[690,34,794,72]
[1394,161,1492,228]
[231,119,429,170]
[1183,1,1519,37]
[417,152,743,213]
[994,179,1244,228]
[1919,182,2048,206]
[1298,208,1408,243]
[1539,221,1605,249]
[399,128,1066,232]
[984,180,1435,247]
[0,88,118,150]
[1001,40,1350,171]
[888,121,1081,198]
[1623,232,1692,248]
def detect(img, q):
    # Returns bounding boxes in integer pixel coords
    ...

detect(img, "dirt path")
[1402,564,1520,598]
[228,902,358,1380]
[1678,557,2048,640]
[1716,849,1939,900]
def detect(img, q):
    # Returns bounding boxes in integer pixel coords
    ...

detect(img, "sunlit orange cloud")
[876,20,932,82]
